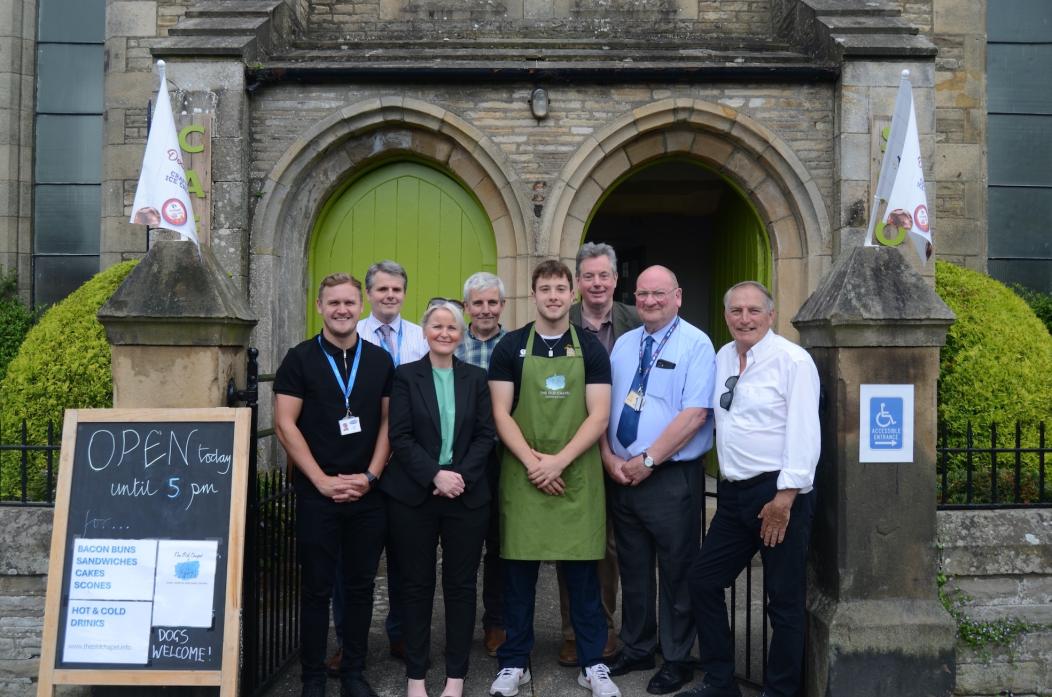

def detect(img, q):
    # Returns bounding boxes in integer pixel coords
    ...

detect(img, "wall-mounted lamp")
[529,87,549,121]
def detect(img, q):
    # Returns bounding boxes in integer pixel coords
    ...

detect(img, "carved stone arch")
[544,98,831,336]
[251,97,528,368]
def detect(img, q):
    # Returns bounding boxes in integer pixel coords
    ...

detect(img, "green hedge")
[0,260,137,501]
[0,274,36,382]
[1011,284,1052,336]
[935,261,1052,502]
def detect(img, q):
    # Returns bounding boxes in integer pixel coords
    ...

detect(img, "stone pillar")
[792,246,957,696]
[97,240,256,409]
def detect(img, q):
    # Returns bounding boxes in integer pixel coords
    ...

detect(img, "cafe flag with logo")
[129,60,199,246]
[864,69,932,264]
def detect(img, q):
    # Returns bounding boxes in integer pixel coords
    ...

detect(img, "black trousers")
[687,475,815,697]
[297,494,387,684]
[609,458,702,663]
[387,495,490,680]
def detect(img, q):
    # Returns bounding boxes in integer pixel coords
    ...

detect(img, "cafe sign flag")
[129,60,199,246]
[864,69,932,265]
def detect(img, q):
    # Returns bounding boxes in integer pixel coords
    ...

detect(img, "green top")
[432,367,455,467]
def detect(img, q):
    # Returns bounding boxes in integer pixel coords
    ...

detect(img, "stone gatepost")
[792,245,957,696]
[98,239,256,409]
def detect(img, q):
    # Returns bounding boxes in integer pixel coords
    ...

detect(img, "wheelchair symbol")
[875,402,897,428]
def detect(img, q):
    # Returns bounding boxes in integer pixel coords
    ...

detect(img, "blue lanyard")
[318,334,362,416]
[636,316,680,393]
[377,320,404,367]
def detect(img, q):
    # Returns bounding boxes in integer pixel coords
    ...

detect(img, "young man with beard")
[274,273,394,697]
[486,260,621,697]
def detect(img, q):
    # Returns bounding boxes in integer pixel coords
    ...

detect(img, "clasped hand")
[319,473,371,502]
[601,451,650,486]
[527,449,566,496]
[433,470,465,498]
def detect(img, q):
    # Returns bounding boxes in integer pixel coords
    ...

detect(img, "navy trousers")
[688,475,814,697]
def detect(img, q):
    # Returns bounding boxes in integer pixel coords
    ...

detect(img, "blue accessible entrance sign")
[859,385,914,463]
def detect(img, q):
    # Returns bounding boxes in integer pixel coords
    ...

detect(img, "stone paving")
[260,557,760,697]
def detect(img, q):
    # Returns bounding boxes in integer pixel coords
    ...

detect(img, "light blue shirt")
[607,316,717,462]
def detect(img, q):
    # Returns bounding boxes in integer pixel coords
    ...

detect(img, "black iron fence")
[937,421,1050,508]
[0,419,58,505]
[228,348,301,696]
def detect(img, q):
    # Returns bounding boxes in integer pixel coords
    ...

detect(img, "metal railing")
[0,420,58,505]
[937,421,1050,509]
[228,348,301,696]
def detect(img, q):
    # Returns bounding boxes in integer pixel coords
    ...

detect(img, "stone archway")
[543,99,831,337]
[251,97,529,369]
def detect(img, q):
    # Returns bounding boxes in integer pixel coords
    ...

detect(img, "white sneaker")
[578,663,622,697]
[490,667,531,696]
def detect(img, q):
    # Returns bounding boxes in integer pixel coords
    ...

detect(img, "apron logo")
[545,374,566,391]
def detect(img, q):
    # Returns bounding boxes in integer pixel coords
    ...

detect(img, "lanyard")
[636,316,680,394]
[318,334,363,416]
[377,319,404,366]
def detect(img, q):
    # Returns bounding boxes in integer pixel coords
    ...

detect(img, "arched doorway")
[584,158,771,347]
[307,160,497,337]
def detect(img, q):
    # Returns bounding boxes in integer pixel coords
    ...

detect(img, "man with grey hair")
[678,280,819,697]
[559,241,641,667]
[455,270,510,657]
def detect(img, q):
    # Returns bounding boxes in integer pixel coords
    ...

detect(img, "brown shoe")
[602,630,620,661]
[325,646,342,678]
[484,627,506,657]
[558,638,577,667]
[389,638,406,661]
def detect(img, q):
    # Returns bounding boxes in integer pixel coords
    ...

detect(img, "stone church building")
[2,0,1043,372]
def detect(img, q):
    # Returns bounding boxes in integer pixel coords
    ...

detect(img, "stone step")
[168,16,269,36]
[185,0,285,18]
[805,0,901,17]
[821,15,917,35]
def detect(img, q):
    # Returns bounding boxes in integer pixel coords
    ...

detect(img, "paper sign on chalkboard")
[37,408,250,696]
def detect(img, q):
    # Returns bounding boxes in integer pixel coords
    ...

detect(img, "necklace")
[538,334,561,357]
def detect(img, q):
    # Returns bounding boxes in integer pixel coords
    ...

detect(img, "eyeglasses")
[634,288,677,302]
[426,297,464,309]
[719,375,739,410]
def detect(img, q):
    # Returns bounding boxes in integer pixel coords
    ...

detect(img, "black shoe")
[341,673,379,697]
[607,652,657,676]
[646,661,694,695]
[301,680,326,697]
[673,680,743,697]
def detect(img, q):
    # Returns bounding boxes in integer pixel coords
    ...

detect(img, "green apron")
[500,325,606,560]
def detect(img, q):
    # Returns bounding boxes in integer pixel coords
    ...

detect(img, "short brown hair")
[531,259,574,291]
[317,272,363,300]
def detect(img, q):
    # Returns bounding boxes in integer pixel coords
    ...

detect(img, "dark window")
[33,0,105,307]
[987,1,1052,292]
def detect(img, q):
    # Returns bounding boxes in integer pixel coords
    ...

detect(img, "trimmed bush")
[935,261,1052,502]
[0,260,138,500]
[0,274,36,382]
[1011,284,1052,336]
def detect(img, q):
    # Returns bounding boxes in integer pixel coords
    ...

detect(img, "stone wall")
[305,0,774,37]
[938,509,1052,697]
[930,0,986,271]
[0,506,90,697]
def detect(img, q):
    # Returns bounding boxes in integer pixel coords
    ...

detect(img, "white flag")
[864,70,932,264]
[129,60,199,246]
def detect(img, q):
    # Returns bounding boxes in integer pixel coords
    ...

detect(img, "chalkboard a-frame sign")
[37,408,251,696]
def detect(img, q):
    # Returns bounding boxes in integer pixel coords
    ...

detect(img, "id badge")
[624,390,644,411]
[338,416,362,436]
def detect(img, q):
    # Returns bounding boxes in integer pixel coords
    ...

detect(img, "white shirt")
[713,329,821,492]
[358,313,428,367]
[608,316,716,462]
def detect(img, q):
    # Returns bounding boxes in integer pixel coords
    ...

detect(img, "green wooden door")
[308,161,497,337]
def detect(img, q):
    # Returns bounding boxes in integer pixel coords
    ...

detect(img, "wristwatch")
[642,451,656,469]
[365,471,377,485]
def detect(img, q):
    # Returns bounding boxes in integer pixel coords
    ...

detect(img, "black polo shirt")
[273,332,394,500]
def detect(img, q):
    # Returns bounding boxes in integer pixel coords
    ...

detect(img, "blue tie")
[616,336,653,448]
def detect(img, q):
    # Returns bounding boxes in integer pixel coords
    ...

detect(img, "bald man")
[599,265,716,695]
